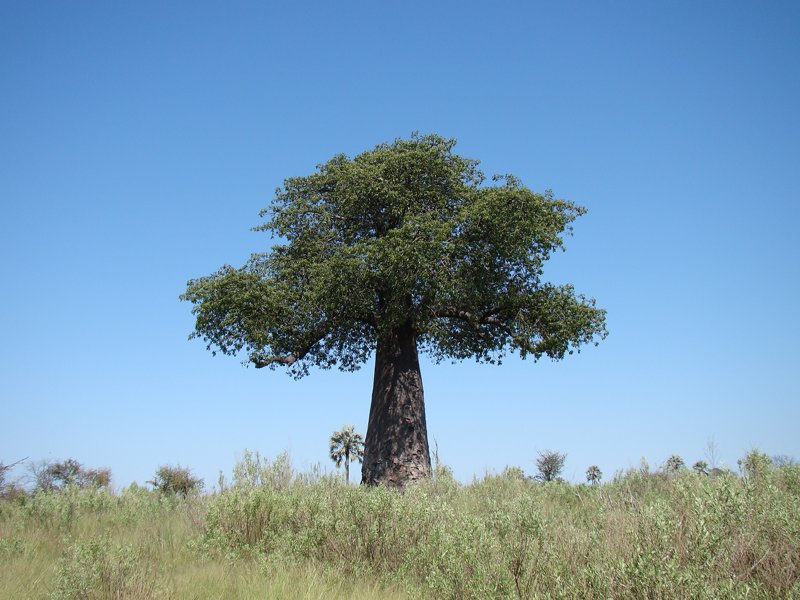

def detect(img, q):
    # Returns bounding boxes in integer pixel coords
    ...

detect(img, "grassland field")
[1,452,799,599]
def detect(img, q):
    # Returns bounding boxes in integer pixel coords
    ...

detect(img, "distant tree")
[148,465,203,496]
[692,460,709,475]
[30,458,110,492]
[329,425,365,484]
[182,134,607,488]
[664,455,686,474]
[81,467,111,488]
[771,454,796,468]
[705,436,721,470]
[1,457,27,500]
[586,464,602,485]
[535,450,566,482]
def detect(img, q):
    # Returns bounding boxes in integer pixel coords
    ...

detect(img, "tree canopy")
[182,133,607,378]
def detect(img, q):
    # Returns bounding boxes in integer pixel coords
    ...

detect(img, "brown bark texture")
[361,325,432,487]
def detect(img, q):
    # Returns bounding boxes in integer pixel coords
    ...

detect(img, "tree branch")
[253,353,303,368]
[252,332,325,369]
[433,306,509,330]
[431,305,536,352]
[0,457,28,473]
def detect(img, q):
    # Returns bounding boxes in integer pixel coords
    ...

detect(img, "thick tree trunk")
[362,324,432,487]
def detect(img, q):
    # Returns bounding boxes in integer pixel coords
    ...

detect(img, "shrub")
[501,466,526,481]
[738,449,772,481]
[51,536,157,599]
[231,450,293,490]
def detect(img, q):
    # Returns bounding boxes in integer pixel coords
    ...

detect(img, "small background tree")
[586,464,602,485]
[30,458,111,492]
[692,460,709,475]
[771,454,796,467]
[664,455,686,475]
[148,465,203,496]
[535,450,566,482]
[0,457,27,500]
[329,425,365,484]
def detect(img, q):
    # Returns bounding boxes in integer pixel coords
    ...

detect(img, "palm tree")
[586,465,602,485]
[329,425,365,484]
[664,454,686,474]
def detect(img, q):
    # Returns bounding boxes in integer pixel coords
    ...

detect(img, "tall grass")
[1,456,798,598]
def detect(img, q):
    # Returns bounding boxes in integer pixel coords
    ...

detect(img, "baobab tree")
[182,134,607,487]
[329,425,365,484]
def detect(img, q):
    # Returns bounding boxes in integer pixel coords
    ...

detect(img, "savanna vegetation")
[2,450,799,599]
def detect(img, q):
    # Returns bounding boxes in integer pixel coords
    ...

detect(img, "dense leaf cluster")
[182,134,607,377]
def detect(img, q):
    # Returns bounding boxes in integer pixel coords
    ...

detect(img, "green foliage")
[1,485,401,599]
[229,449,293,490]
[693,459,710,475]
[181,133,607,377]
[535,450,566,482]
[50,536,157,599]
[585,464,602,484]
[501,465,527,481]
[199,466,800,599]
[739,449,773,481]
[148,464,203,496]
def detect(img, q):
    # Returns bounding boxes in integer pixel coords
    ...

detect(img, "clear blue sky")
[2,2,798,487]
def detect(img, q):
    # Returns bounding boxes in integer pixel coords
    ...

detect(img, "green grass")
[2,459,799,599]
[0,486,410,599]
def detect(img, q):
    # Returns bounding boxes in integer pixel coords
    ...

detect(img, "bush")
[198,468,800,598]
[738,449,772,481]
[230,450,293,490]
[51,536,157,599]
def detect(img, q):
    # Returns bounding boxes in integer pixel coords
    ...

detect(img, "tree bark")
[362,324,432,488]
